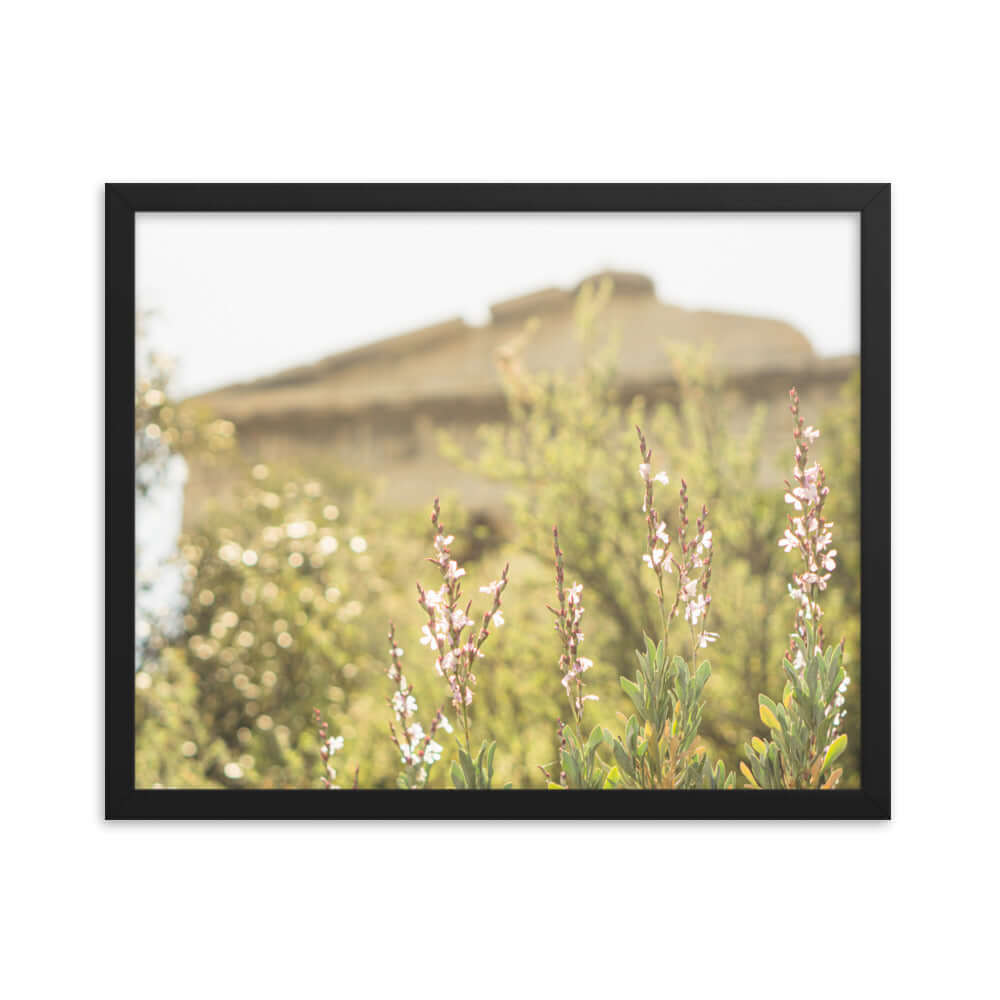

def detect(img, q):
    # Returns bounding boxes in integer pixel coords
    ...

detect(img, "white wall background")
[3,2,997,998]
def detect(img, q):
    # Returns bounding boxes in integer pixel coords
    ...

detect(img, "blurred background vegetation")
[135,290,860,790]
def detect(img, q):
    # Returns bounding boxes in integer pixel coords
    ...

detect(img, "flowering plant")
[384,624,451,789]
[539,528,610,789]
[741,389,850,789]
[337,389,849,792]
[400,498,511,789]
[312,707,355,789]
[597,429,732,789]
[541,428,732,790]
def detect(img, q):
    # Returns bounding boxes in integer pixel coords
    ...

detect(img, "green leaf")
[547,782,565,790]
[560,748,581,787]
[613,739,634,779]
[695,660,711,692]
[620,675,643,713]
[759,703,782,731]
[458,749,477,787]
[822,733,848,773]
[644,633,658,665]
[486,741,497,784]
[450,760,466,789]
[759,693,780,716]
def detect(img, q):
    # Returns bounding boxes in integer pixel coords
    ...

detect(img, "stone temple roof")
[190,271,852,425]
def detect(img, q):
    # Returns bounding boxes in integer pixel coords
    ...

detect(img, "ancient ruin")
[184,272,857,519]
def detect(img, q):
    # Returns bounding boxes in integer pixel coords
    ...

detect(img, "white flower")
[423,740,444,765]
[638,462,651,481]
[326,736,344,756]
[642,547,670,572]
[697,530,712,552]
[438,714,454,734]
[392,692,418,717]
[446,560,466,581]
[419,624,439,650]
[479,580,502,595]
[423,587,444,609]
[802,425,820,443]
[449,608,472,631]
[784,491,803,511]
[436,650,456,677]
[655,522,670,545]
[684,593,707,626]
[407,722,425,742]
[778,529,799,553]
[698,631,719,648]
[653,471,669,485]
[492,610,505,627]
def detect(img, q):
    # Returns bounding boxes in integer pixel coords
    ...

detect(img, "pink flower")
[391,692,418,717]
[433,533,455,556]
[779,529,799,553]
[684,593,708,625]
[642,547,669,571]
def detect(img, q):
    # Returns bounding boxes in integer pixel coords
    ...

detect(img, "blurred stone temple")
[183,271,857,522]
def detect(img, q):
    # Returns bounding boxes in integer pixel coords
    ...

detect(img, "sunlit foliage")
[135,285,860,789]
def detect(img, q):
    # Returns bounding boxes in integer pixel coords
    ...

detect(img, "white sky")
[136,213,859,396]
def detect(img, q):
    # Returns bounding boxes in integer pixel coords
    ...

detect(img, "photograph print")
[111,184,890,818]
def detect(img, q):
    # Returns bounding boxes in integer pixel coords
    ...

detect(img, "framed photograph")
[107,183,890,819]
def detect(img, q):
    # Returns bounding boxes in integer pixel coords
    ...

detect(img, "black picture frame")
[107,182,890,820]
